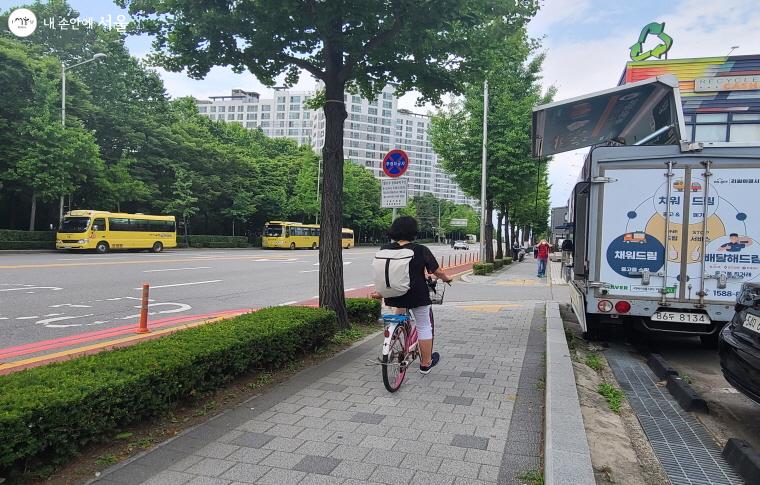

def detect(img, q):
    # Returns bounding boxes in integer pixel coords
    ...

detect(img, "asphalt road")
[0,245,472,350]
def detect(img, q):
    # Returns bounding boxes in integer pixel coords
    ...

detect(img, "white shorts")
[409,305,433,340]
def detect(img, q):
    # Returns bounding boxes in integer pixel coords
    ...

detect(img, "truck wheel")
[700,331,720,349]
[151,241,164,253]
[95,241,109,254]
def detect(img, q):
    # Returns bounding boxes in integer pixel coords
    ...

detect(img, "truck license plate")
[651,311,711,324]
[743,313,760,334]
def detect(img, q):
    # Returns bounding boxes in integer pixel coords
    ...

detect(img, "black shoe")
[420,352,440,374]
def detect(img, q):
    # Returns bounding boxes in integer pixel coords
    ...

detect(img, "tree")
[118,0,536,328]
[164,166,199,244]
[430,31,553,260]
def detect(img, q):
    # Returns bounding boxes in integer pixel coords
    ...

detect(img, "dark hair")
[388,216,418,241]
[730,233,739,237]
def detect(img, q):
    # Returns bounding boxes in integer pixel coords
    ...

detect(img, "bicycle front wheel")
[382,325,407,393]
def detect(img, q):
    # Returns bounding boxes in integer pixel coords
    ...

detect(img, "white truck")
[533,75,760,346]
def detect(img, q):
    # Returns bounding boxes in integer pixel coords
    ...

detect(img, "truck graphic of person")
[717,233,753,253]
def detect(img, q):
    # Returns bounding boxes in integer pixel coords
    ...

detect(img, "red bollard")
[137,283,150,334]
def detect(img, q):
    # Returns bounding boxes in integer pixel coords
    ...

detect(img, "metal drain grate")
[606,347,743,485]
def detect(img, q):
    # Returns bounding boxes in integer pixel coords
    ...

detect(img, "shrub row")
[346,298,381,323]
[0,230,55,242]
[0,305,339,475]
[177,235,249,248]
[492,257,513,270]
[0,240,54,250]
[473,262,494,275]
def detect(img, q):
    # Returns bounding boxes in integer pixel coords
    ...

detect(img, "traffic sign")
[450,218,468,227]
[381,178,408,208]
[382,149,409,178]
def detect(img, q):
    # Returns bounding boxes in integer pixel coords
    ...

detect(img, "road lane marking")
[0,286,62,292]
[16,316,38,320]
[0,255,294,270]
[278,301,299,306]
[57,257,126,261]
[50,303,92,308]
[299,270,319,273]
[120,302,193,319]
[36,314,95,326]
[345,287,356,291]
[134,280,222,290]
[43,313,64,317]
[143,266,212,273]
[364,284,375,287]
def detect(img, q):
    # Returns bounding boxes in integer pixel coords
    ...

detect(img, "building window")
[351,105,362,113]
[383,100,393,108]
[277,104,285,111]
[261,121,270,127]
[219,106,226,113]
[289,112,300,119]
[288,129,299,136]
[304,112,311,119]
[352,95,361,103]
[276,112,285,119]
[290,95,300,103]
[383,92,393,100]
[368,107,378,115]
[261,113,271,120]
[382,109,392,118]
[261,105,271,111]
[246,122,255,128]
[368,116,378,125]
[247,113,257,120]
[278,121,286,128]
[237,105,244,112]
[198,106,207,113]
[227,114,235,120]
[277,96,286,103]
[209,106,216,113]
[247,105,257,112]
[237,113,244,120]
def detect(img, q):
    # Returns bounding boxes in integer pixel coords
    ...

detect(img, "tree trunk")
[495,211,503,259]
[29,191,37,231]
[523,224,531,245]
[485,198,494,263]
[183,214,189,246]
[319,80,350,330]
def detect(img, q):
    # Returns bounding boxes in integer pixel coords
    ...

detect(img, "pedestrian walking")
[536,239,550,278]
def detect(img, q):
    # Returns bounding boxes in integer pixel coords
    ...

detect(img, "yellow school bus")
[56,210,177,254]
[262,221,354,249]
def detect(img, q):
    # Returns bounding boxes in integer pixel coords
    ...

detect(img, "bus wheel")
[311,242,317,250]
[95,241,109,254]
[290,242,296,250]
[152,242,164,253]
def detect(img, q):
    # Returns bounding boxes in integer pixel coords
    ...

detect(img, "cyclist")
[371,216,453,374]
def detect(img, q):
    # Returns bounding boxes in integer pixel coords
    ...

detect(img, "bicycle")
[377,278,447,393]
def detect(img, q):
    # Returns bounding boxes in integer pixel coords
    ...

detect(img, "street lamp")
[59,53,107,223]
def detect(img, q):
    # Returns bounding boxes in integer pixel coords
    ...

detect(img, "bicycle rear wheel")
[382,324,407,393]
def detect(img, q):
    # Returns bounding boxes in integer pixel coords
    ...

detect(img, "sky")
[3,0,760,208]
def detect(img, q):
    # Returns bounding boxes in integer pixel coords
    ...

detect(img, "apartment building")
[195,87,476,206]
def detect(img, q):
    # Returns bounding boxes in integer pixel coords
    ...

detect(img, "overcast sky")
[4,0,760,208]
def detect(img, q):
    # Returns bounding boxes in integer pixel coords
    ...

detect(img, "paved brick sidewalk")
[95,263,546,485]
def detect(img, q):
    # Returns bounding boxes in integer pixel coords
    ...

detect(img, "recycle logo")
[630,22,673,61]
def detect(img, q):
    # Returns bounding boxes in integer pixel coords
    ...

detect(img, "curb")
[544,301,595,485]
[666,375,709,413]
[646,353,709,413]
[646,353,679,380]
[722,438,760,485]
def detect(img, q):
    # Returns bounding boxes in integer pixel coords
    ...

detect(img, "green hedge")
[0,306,337,475]
[346,298,381,323]
[493,259,504,270]
[504,257,513,265]
[473,262,494,275]
[0,230,55,250]
[0,230,55,242]
[177,235,249,248]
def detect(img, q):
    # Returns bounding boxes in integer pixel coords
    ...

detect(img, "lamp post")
[59,53,106,224]
[479,79,488,262]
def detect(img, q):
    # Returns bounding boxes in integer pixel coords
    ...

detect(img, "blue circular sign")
[382,149,409,178]
[606,232,665,278]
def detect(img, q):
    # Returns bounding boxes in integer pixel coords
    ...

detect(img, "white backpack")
[373,247,415,298]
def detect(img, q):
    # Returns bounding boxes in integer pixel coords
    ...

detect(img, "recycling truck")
[532,75,760,346]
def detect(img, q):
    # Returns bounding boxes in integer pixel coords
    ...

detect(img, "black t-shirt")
[382,242,440,309]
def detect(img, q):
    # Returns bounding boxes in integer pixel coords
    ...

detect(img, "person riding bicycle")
[371,216,453,374]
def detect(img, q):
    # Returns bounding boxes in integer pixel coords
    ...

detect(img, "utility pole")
[479,79,488,261]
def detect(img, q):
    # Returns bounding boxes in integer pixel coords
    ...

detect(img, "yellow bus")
[56,210,177,254]
[262,221,354,249]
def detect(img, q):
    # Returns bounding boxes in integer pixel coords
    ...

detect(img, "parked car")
[453,240,469,250]
[719,282,760,405]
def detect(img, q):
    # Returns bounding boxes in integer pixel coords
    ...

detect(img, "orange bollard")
[137,283,150,334]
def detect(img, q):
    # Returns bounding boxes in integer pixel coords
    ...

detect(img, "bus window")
[92,218,106,231]
[264,225,283,237]
[342,232,353,239]
[108,218,131,231]
[60,216,91,233]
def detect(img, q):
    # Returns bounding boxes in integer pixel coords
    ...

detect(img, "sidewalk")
[95,261,550,485]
